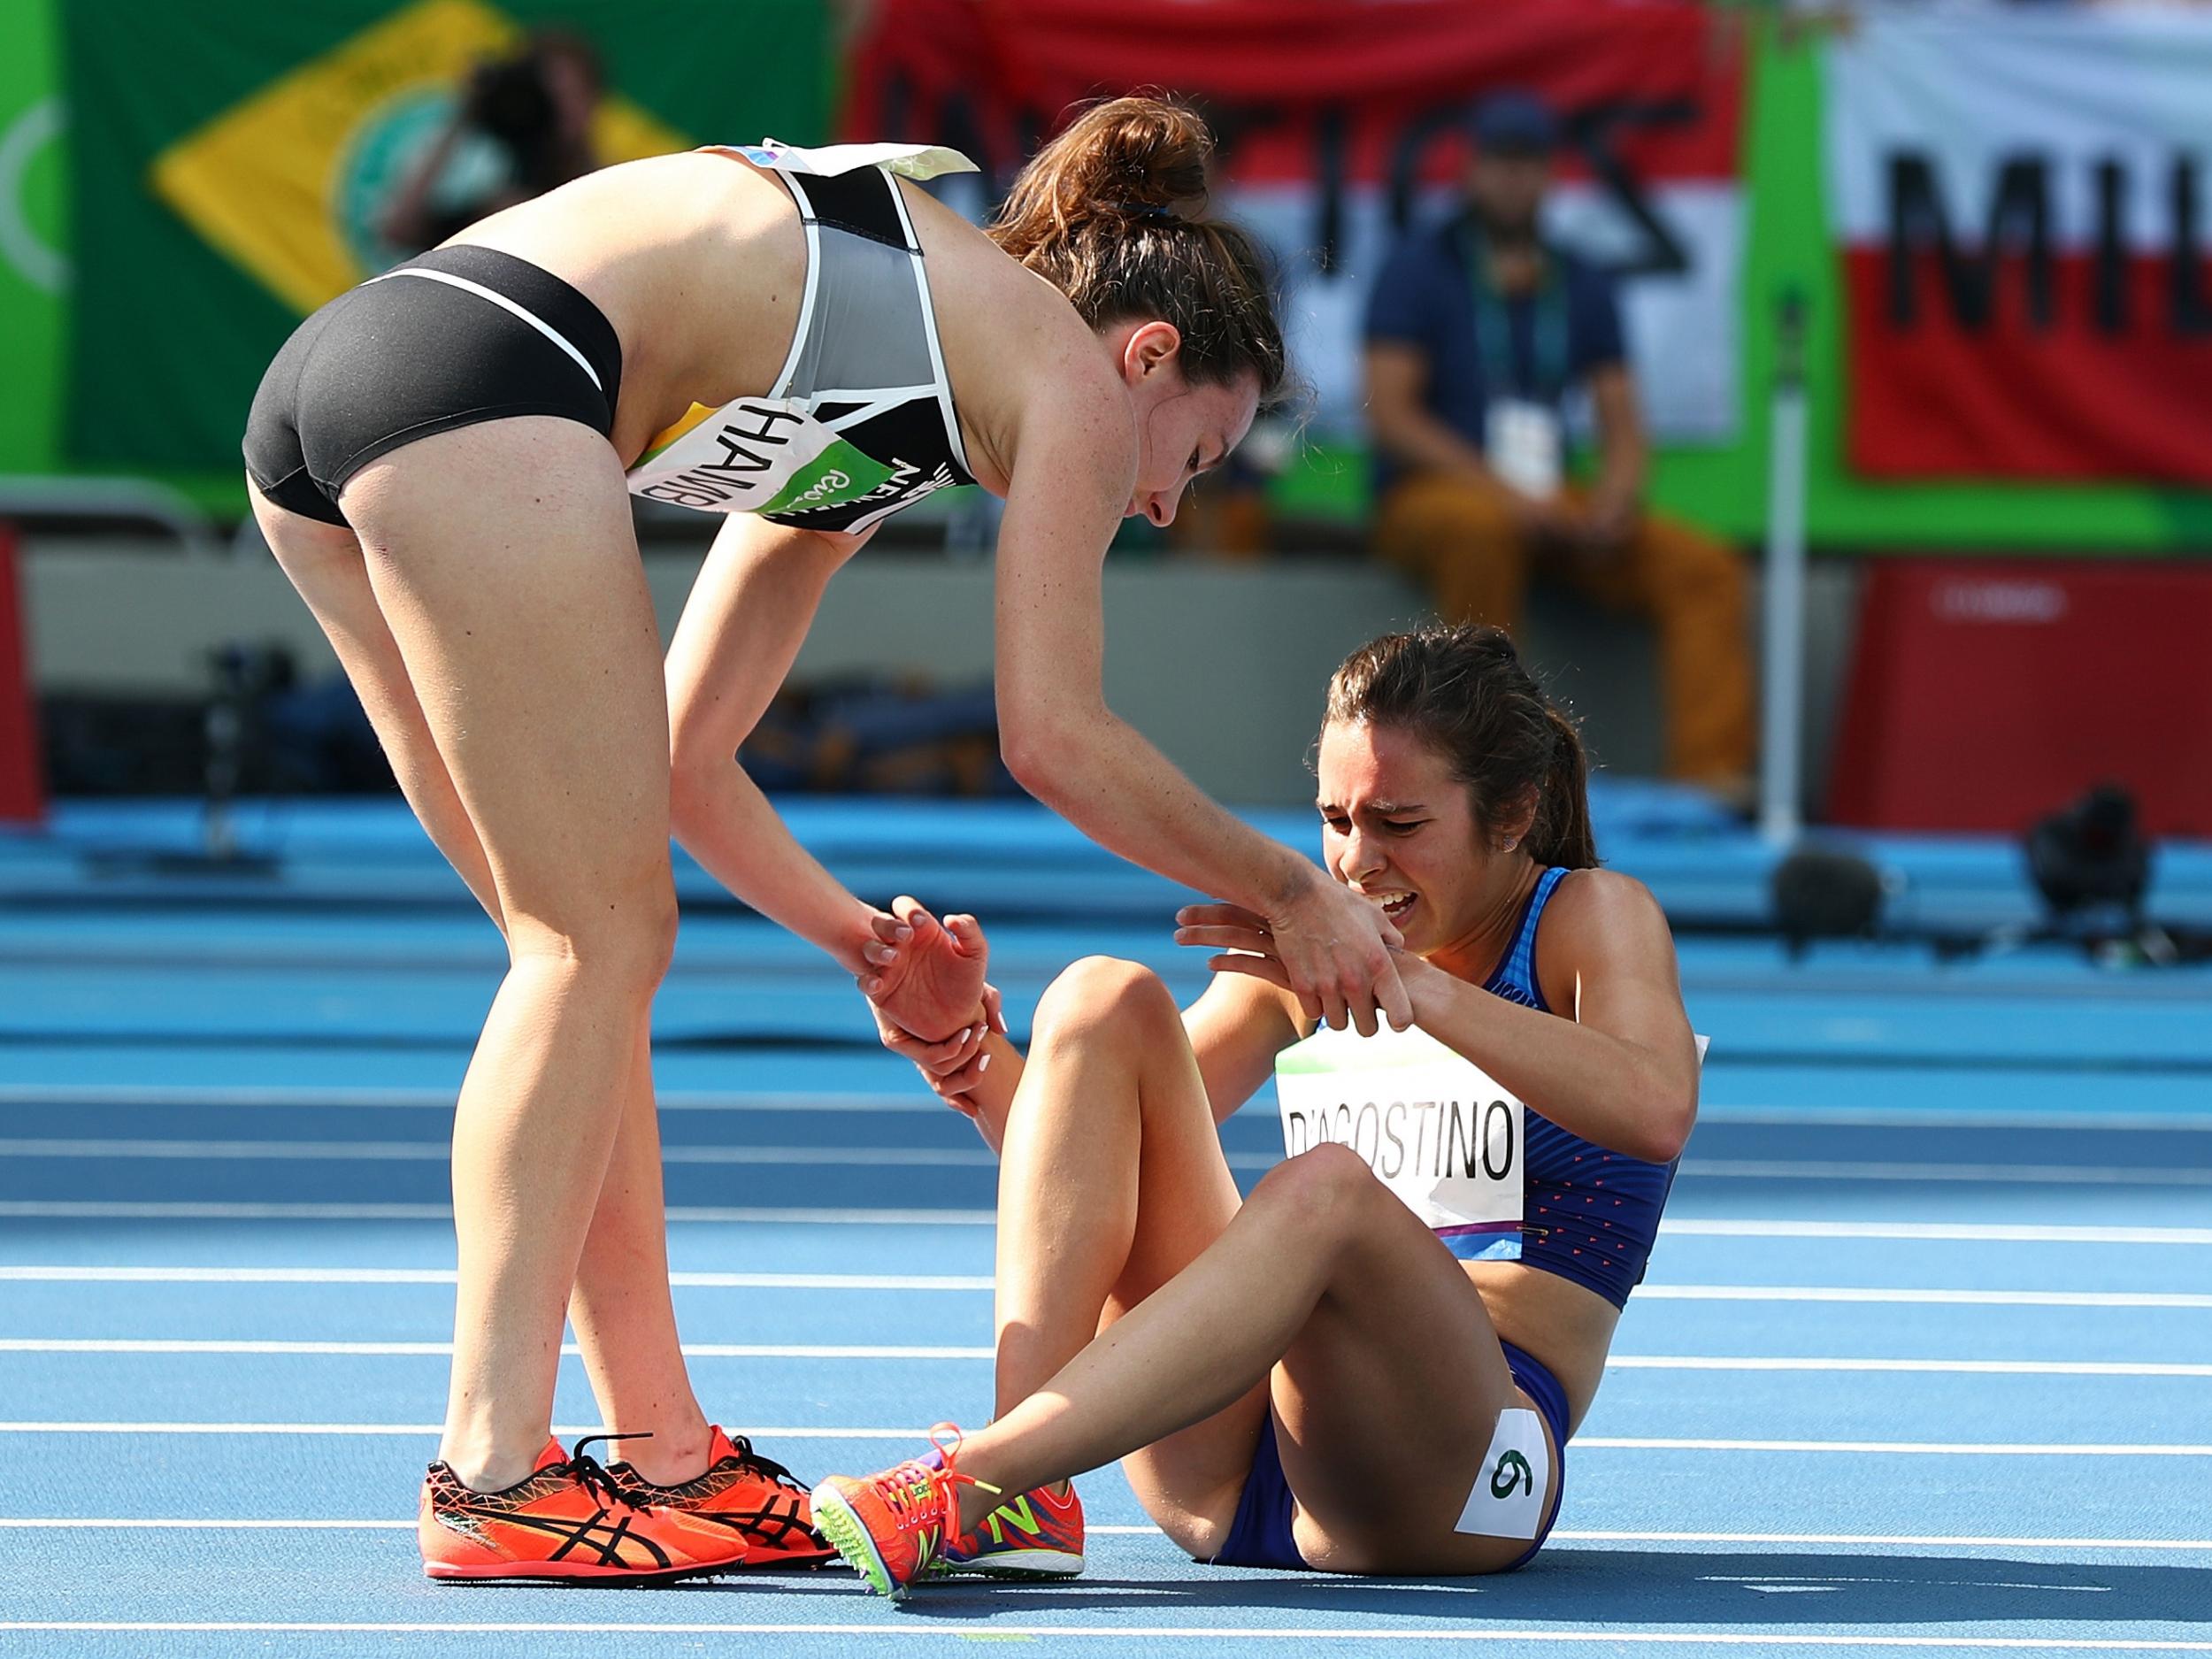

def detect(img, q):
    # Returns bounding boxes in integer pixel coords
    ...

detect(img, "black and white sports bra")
[626,140,979,533]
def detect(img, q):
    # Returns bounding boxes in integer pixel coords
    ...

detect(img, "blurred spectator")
[1362,91,1753,795]
[379,28,606,257]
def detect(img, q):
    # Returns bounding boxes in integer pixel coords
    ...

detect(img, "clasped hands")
[861,885,1423,1115]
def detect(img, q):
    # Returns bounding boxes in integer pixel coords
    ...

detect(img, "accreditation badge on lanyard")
[1471,235,1571,503]
[1273,1024,1522,1261]
[1485,400,1563,501]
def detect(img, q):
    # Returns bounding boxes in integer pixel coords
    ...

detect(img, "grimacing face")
[1316,718,1497,956]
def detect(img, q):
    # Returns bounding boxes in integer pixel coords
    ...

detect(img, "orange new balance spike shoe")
[606,1426,835,1568]
[419,1435,751,1584]
[810,1424,996,1598]
[936,1479,1085,1578]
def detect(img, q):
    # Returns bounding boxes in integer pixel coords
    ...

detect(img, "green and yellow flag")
[61,0,830,475]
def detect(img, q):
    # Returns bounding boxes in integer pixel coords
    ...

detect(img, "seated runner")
[809,623,1701,1594]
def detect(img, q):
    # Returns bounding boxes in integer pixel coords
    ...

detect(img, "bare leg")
[952,1143,1548,1574]
[565,1019,712,1483]
[250,492,503,924]
[988,957,1266,1552]
[256,481,713,1487]
[329,419,680,1489]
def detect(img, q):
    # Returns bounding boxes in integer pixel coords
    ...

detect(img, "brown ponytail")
[1324,624,1600,870]
[989,96,1287,402]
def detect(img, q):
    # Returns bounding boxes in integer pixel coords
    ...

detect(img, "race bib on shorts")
[629,399,884,517]
[1273,1024,1522,1261]
[1454,1406,1551,1540]
[1486,397,1563,501]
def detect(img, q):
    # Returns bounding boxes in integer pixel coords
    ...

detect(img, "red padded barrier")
[1827,560,2212,838]
[0,523,43,826]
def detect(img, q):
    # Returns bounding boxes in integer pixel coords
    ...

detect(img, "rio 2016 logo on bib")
[1273,1023,1523,1260]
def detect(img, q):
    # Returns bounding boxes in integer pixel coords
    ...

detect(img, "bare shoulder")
[1534,868,1681,991]
[1547,868,1672,939]
[902,187,1126,490]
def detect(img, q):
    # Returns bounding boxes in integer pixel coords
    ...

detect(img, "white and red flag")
[844,0,1747,444]
[1828,6,2212,484]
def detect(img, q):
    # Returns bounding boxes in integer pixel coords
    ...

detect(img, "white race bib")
[1455,1406,1552,1540]
[1273,1024,1522,1261]
[1486,397,1563,501]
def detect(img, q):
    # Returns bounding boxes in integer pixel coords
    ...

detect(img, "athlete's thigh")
[1271,1195,1538,1574]
[248,482,503,923]
[337,418,670,928]
[1100,1019,1269,1559]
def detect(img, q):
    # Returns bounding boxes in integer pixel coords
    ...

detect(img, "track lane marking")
[11,1207,2212,1242]
[4,1423,2211,1455]
[2,1624,2208,1648]
[4,1340,2209,1378]
[5,1268,2210,1309]
[2,1520,2208,1551]
[9,1082,2212,1135]
[9,1138,2212,1188]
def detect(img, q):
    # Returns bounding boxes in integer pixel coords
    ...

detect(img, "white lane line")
[7,1340,2208,1379]
[1697,1107,2212,1133]
[9,1207,2212,1240]
[0,1340,996,1359]
[14,1138,2212,1188]
[0,1423,911,1438]
[13,1082,2212,1136]
[1575,1439,2212,1456]
[6,1624,2212,1649]
[2,1519,2206,1552]
[0,1085,942,1116]
[4,1267,2207,1309]
[0,1138,1002,1168]
[1605,1356,2212,1378]
[4,1423,2209,1455]
[1676,1159,2212,1187]
[1665,1220,2212,1246]
[0,1203,1001,1224]
[1637,1286,2212,1310]
[0,1266,998,1290]
[0,1531,418,1540]
[1552,1530,2212,1552]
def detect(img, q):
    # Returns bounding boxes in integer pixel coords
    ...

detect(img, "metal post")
[1760,288,1810,845]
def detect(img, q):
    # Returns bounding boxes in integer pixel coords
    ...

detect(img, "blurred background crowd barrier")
[1,0,2207,837]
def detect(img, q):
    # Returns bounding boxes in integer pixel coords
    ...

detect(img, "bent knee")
[1032,956,1180,1050]
[1251,1142,1384,1226]
[504,864,679,989]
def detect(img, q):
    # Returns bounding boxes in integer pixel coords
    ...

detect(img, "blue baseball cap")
[1471,90,1559,157]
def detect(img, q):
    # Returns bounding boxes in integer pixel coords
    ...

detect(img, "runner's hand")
[1177,881,1411,1035]
[858,897,990,1044]
[865,985,1001,1113]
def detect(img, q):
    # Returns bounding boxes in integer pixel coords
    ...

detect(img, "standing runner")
[241,96,1408,1583]
[818,625,1698,1593]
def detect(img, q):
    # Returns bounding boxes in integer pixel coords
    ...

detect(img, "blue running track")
[2,792,2209,1659]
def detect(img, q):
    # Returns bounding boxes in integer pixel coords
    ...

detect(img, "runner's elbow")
[1000,712,1082,802]
[1625,1088,1696,1164]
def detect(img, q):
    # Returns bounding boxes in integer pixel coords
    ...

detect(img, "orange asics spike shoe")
[419,1434,751,1584]
[606,1426,835,1568]
[810,1424,998,1598]
[936,1479,1085,1579]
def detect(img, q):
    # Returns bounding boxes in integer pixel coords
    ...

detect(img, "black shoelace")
[722,1434,810,1494]
[568,1432,657,1509]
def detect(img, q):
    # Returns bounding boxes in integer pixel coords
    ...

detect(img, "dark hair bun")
[988,96,1286,400]
[1079,96,1210,218]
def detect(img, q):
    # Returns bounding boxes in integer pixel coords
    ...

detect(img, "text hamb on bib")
[1273,1023,1522,1261]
